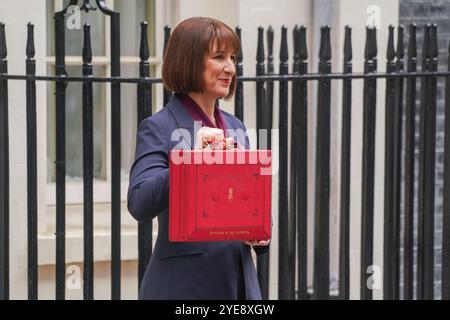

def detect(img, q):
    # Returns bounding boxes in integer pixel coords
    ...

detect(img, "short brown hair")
[162,17,240,101]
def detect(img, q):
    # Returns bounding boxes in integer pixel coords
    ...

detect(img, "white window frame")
[45,0,162,206]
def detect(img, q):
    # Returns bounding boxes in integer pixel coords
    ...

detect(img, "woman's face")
[202,40,236,99]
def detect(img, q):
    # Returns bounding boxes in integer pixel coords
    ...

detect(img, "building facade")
[0,0,409,299]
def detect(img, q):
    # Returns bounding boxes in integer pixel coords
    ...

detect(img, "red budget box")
[169,149,272,242]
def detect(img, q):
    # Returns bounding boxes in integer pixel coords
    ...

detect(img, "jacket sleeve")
[127,117,170,223]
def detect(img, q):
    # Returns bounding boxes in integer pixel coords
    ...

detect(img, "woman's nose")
[224,58,235,74]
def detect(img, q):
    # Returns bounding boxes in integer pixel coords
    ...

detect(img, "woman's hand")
[244,239,270,247]
[195,126,224,149]
[195,126,235,150]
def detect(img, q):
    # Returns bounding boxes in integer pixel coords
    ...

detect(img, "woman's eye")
[212,53,235,62]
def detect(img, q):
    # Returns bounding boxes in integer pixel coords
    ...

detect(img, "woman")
[127,17,269,300]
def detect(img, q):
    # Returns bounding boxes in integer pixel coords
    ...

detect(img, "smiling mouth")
[219,79,231,84]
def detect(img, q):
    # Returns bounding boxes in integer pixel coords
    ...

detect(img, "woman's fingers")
[255,240,270,246]
[244,239,270,247]
[223,137,235,150]
[195,127,225,149]
[194,127,242,150]
[195,127,239,150]
[208,137,234,150]
[200,127,224,142]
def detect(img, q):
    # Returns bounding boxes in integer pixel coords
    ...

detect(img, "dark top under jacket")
[127,94,268,300]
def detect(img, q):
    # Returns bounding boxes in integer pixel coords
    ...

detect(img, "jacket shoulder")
[220,109,246,130]
[135,107,178,151]
[139,106,175,131]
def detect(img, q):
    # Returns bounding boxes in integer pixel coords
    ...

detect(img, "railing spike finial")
[267,26,274,62]
[26,23,35,59]
[431,24,438,59]
[257,26,265,63]
[299,26,308,61]
[371,28,378,59]
[293,25,300,63]
[280,25,288,63]
[344,25,352,62]
[83,23,92,63]
[397,25,404,60]
[422,24,431,60]
[292,26,300,74]
[235,26,243,63]
[0,22,7,59]
[387,25,396,61]
[81,0,97,13]
[364,26,377,61]
[163,25,171,57]
[163,25,172,105]
[139,22,149,61]
[408,23,417,59]
[319,26,331,62]
[267,26,274,74]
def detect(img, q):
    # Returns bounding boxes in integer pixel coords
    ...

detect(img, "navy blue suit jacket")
[127,95,267,300]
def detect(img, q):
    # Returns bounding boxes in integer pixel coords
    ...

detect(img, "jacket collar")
[166,94,232,132]
[166,94,194,129]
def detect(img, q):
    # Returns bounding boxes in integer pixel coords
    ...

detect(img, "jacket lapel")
[167,95,237,149]
[166,95,196,149]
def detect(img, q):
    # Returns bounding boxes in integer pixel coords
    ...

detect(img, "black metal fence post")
[163,26,172,106]
[0,21,9,301]
[255,26,270,300]
[443,37,450,301]
[26,22,38,301]
[313,26,331,300]
[234,27,243,122]
[297,25,308,301]
[429,24,438,300]
[277,25,292,300]
[54,1,75,299]
[82,23,94,300]
[137,21,153,293]
[392,24,404,300]
[96,0,122,300]
[290,25,299,300]
[417,24,437,300]
[256,27,266,142]
[339,25,352,300]
[360,26,377,300]
[417,23,430,301]
[266,26,274,139]
[383,25,397,300]
[404,23,417,301]
[289,25,302,300]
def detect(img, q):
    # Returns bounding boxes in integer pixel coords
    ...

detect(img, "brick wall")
[399,0,450,300]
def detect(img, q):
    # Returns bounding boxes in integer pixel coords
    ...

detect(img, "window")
[45,0,158,204]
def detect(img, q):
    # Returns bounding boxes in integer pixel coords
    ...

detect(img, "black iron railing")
[0,1,450,301]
